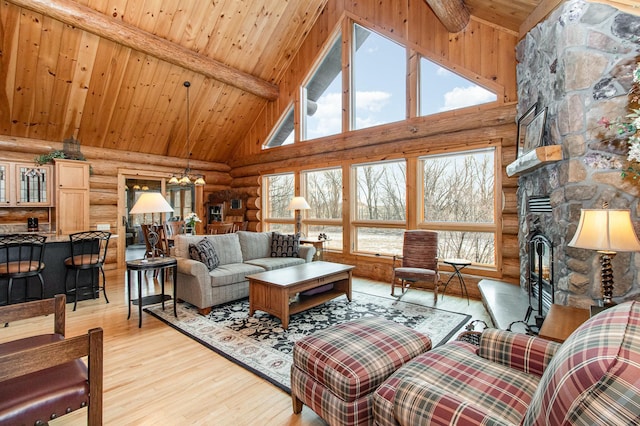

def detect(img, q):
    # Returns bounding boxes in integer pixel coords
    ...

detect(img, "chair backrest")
[141,224,169,257]
[0,294,103,425]
[164,220,184,238]
[68,231,110,267]
[0,234,47,277]
[401,230,438,270]
[523,301,640,425]
[208,222,235,234]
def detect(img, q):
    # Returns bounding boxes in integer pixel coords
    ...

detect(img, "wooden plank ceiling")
[0,0,543,163]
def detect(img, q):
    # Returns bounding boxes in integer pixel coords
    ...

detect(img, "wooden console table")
[538,304,590,343]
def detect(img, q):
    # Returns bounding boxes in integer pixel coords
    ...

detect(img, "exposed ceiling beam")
[424,0,470,33]
[8,0,279,101]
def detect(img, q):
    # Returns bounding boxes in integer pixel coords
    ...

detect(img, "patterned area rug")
[145,292,470,393]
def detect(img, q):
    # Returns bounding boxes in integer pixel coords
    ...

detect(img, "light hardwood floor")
[1,264,490,425]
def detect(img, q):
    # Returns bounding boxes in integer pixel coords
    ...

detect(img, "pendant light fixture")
[168,81,206,186]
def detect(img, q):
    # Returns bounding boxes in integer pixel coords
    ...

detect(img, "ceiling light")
[169,81,206,187]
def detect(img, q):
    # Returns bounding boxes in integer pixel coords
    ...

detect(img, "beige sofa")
[173,231,315,315]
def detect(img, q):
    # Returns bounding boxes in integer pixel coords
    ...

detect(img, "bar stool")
[0,234,47,306]
[64,231,111,311]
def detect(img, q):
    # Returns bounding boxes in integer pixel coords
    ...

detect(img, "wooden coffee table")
[247,261,354,329]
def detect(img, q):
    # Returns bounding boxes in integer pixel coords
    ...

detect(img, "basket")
[456,320,489,346]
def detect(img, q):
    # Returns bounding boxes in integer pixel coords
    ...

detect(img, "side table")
[299,237,328,261]
[127,256,178,328]
[538,304,590,343]
[441,258,471,304]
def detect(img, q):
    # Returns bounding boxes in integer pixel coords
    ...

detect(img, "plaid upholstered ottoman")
[291,316,432,425]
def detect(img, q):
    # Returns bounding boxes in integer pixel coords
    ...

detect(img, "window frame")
[262,172,295,232]
[350,158,407,256]
[417,147,500,269]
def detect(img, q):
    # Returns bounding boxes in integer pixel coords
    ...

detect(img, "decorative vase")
[186,225,196,235]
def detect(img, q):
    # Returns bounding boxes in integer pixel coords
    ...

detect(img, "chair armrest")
[478,328,560,377]
[394,377,508,426]
[0,294,66,335]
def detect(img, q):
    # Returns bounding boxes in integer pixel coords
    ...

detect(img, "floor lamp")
[287,196,311,236]
[568,207,640,306]
[130,192,174,257]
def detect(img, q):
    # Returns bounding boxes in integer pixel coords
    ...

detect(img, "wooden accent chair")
[391,230,440,303]
[0,294,103,425]
[64,231,111,311]
[0,234,47,306]
[141,224,170,258]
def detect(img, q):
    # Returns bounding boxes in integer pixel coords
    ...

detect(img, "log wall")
[0,135,231,269]
[229,0,521,289]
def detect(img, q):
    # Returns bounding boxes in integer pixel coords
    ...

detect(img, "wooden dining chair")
[207,222,235,234]
[0,294,103,425]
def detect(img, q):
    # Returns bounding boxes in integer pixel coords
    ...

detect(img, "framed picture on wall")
[516,103,537,159]
[523,107,548,155]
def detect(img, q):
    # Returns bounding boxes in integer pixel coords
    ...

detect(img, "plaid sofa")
[373,300,640,426]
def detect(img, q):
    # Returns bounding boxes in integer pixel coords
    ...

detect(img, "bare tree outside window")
[355,161,406,221]
[265,173,294,219]
[421,149,496,265]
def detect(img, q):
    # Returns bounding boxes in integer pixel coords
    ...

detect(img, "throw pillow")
[271,232,299,257]
[189,238,220,271]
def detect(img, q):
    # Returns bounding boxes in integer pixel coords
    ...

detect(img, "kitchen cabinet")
[0,162,52,207]
[54,159,90,235]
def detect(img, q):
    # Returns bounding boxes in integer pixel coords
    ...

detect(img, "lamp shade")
[129,192,174,215]
[287,196,311,211]
[568,209,640,252]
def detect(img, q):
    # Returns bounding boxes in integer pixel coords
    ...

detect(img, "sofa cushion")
[189,238,220,271]
[237,231,272,260]
[208,262,265,287]
[244,256,305,271]
[175,233,243,265]
[373,340,539,426]
[271,232,299,257]
[523,301,640,425]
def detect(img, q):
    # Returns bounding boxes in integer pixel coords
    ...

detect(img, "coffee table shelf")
[247,261,354,329]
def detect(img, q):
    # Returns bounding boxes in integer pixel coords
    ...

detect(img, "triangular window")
[420,57,497,116]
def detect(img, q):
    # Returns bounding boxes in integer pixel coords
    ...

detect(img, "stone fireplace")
[515,1,640,309]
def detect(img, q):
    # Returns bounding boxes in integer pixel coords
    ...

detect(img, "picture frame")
[523,107,548,155]
[516,103,537,159]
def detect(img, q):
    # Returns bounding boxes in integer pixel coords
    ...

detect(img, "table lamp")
[568,206,640,306]
[130,192,174,257]
[287,196,311,235]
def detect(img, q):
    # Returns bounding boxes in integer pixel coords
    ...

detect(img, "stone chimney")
[515,0,640,308]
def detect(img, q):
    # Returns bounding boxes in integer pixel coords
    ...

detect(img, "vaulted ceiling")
[0,0,548,163]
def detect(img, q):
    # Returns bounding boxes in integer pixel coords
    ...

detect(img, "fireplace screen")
[525,232,554,331]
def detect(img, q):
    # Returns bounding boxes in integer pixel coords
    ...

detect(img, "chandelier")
[168,81,206,186]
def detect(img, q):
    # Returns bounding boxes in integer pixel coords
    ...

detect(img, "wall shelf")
[506,145,563,177]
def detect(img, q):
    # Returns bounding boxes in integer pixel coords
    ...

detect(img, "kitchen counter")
[0,234,116,304]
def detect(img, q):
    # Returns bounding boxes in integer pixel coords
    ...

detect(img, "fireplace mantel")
[506,145,563,177]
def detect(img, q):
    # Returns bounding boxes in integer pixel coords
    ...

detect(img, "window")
[262,173,295,233]
[264,106,294,148]
[420,57,497,116]
[352,24,406,130]
[302,35,343,141]
[302,167,343,250]
[420,148,496,266]
[352,160,406,255]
